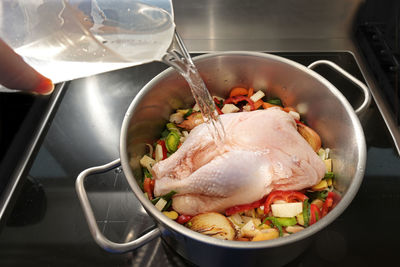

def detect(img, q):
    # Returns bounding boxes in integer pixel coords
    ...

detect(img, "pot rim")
[120,51,366,249]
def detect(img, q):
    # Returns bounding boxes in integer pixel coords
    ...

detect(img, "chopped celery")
[166,131,180,153]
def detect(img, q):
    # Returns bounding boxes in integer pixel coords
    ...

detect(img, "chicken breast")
[153,108,326,216]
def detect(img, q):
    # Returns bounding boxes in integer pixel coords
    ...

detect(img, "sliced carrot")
[229,87,248,98]
[254,99,264,110]
[143,178,154,200]
[248,87,254,97]
[262,102,283,110]
[283,106,297,113]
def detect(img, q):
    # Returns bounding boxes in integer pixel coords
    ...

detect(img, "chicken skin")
[152,108,326,216]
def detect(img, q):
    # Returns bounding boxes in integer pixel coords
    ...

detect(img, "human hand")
[0,38,54,95]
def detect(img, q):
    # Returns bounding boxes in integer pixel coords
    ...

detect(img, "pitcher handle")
[75,159,161,253]
[308,60,371,115]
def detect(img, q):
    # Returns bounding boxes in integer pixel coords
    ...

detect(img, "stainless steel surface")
[76,158,161,252]
[351,49,400,155]
[307,60,371,114]
[173,0,362,52]
[173,0,363,40]
[170,0,400,155]
[113,52,366,266]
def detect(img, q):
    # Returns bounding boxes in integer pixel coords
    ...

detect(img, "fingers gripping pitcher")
[1,0,175,84]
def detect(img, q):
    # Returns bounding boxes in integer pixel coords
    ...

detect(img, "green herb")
[161,129,170,138]
[302,199,310,227]
[183,108,194,119]
[324,172,335,179]
[143,168,152,178]
[161,190,177,202]
[307,190,329,201]
[275,225,283,237]
[151,197,161,205]
[151,190,177,209]
[215,99,224,109]
[187,222,192,227]
[266,98,283,107]
[164,199,172,211]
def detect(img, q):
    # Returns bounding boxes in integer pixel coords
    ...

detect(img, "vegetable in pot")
[296,122,322,152]
[188,212,236,240]
[165,131,180,153]
[266,98,283,106]
[140,85,339,242]
[263,191,308,214]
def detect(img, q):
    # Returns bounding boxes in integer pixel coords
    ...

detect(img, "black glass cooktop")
[0,52,399,267]
[0,93,36,192]
[0,86,64,224]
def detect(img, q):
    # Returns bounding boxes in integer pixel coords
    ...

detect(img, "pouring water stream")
[162,32,226,149]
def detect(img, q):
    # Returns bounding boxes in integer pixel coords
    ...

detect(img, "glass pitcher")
[0,0,175,84]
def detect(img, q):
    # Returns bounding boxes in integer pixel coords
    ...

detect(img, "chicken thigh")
[152,108,326,216]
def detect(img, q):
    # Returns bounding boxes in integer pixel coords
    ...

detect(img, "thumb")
[0,39,54,95]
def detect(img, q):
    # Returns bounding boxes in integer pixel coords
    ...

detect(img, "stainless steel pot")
[76,52,370,266]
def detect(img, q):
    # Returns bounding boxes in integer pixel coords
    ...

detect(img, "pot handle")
[75,159,161,253]
[307,60,371,115]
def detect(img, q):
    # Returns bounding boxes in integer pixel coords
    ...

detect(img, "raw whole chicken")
[152,108,326,216]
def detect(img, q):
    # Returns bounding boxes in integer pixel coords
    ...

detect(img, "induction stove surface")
[0,85,64,224]
[0,52,399,267]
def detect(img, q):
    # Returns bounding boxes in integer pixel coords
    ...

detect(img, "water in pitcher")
[10,0,175,83]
